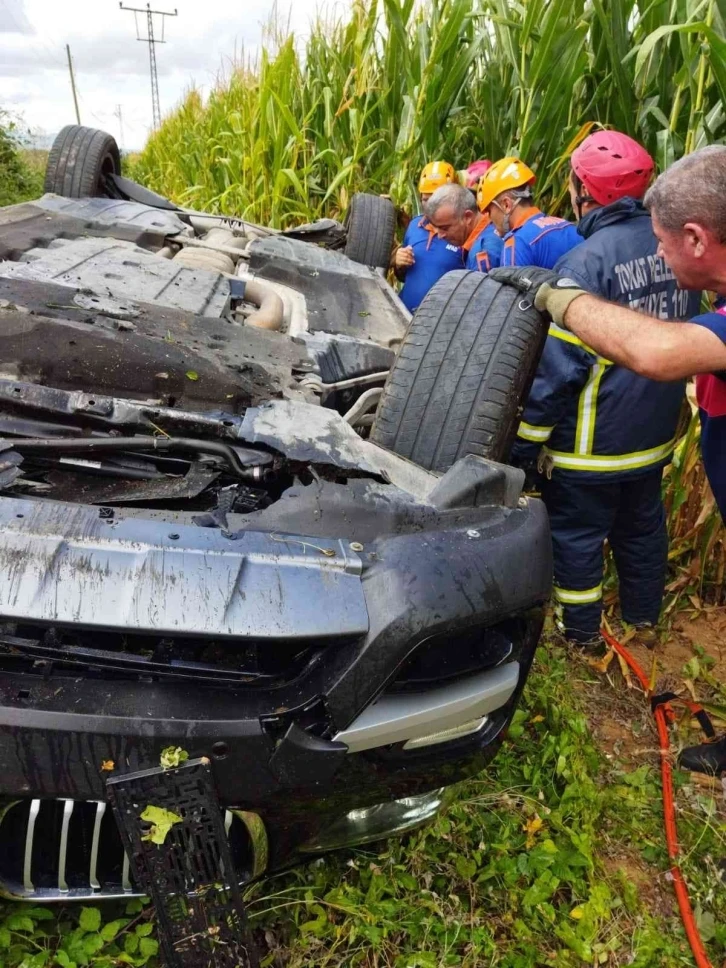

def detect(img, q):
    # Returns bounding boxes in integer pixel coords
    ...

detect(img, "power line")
[114,104,125,149]
[76,92,110,129]
[119,1,178,131]
[65,44,81,125]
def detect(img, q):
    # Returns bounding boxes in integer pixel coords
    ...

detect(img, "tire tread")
[43,125,120,198]
[345,193,396,268]
[371,271,547,469]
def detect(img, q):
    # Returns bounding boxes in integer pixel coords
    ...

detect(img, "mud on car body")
[0,126,551,906]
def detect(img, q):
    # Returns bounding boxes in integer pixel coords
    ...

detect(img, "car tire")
[370,270,547,469]
[44,125,121,198]
[344,193,396,268]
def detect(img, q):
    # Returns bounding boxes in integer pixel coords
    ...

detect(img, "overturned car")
[0,125,550,955]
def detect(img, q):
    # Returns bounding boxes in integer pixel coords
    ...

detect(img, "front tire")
[371,271,547,469]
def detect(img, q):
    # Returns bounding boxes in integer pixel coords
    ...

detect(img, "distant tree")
[0,110,43,206]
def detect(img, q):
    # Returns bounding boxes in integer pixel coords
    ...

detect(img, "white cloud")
[1,0,342,150]
[0,0,34,33]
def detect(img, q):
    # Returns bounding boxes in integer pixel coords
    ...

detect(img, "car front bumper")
[0,491,550,899]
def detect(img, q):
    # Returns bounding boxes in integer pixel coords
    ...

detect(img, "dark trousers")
[540,469,668,642]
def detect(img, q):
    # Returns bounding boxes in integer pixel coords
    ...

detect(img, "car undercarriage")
[0,125,551,966]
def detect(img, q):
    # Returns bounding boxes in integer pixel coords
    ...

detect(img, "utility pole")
[119,2,177,131]
[65,44,81,125]
[114,104,125,148]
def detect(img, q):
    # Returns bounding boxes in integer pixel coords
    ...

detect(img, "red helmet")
[571,130,654,205]
[464,159,492,188]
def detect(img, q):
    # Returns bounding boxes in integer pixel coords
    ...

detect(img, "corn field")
[133,0,726,606]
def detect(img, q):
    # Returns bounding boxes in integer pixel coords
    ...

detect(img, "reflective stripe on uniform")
[548,324,611,363]
[548,322,584,348]
[517,420,554,442]
[575,361,608,455]
[553,584,603,604]
[475,249,490,273]
[543,438,676,472]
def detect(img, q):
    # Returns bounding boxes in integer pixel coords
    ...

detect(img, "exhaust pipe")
[238,279,285,331]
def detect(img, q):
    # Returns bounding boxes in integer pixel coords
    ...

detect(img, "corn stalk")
[132,0,726,605]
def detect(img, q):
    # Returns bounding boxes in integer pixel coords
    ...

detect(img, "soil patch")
[600,847,674,919]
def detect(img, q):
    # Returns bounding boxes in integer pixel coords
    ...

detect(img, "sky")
[0,0,341,150]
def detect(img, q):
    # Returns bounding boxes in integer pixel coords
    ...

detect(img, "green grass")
[2,636,724,967]
[4,2,726,960]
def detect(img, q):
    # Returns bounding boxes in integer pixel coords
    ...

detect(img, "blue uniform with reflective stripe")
[499,209,581,269]
[512,200,701,481]
[398,215,463,312]
[510,199,701,643]
[691,307,726,519]
[465,220,503,273]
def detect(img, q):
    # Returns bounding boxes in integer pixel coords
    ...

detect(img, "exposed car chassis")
[0,125,551,966]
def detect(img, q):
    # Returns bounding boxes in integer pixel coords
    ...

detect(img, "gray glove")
[488,266,586,326]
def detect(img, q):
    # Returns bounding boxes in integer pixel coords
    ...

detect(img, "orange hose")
[600,628,714,968]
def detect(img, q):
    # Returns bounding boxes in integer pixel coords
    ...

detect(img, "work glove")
[488,266,586,327]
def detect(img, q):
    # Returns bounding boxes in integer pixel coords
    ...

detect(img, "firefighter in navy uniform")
[510,130,702,645]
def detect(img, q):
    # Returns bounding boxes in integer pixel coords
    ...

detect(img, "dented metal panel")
[0,497,367,639]
[34,194,190,237]
[240,399,437,501]
[0,237,230,317]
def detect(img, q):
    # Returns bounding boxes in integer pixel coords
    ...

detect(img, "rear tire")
[371,270,547,469]
[44,125,121,198]
[344,193,395,268]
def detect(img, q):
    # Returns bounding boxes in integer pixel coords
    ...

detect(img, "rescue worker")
[425,183,502,272]
[489,143,726,771]
[394,161,463,313]
[507,131,701,645]
[478,156,581,267]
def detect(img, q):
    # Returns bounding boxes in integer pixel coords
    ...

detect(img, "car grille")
[0,622,330,688]
[0,798,266,901]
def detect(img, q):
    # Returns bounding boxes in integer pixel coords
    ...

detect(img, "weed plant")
[1,640,723,966]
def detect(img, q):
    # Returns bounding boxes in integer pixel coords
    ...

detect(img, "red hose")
[600,628,714,968]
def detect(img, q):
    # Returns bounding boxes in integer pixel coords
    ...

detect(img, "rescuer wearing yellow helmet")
[478,156,580,267]
[393,161,464,313]
[418,160,458,202]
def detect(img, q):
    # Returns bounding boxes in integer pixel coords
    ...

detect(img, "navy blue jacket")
[512,199,702,481]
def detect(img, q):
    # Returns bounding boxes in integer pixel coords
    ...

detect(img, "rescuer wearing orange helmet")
[393,161,464,313]
[478,156,580,267]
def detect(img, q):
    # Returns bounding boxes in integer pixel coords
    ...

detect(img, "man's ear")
[682,221,710,257]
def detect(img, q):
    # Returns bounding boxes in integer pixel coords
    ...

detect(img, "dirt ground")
[568,609,726,927]
[574,609,726,761]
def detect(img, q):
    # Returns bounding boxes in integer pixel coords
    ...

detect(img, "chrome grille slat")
[58,799,74,893]
[89,801,105,892]
[23,799,40,892]
[122,851,132,894]
[0,797,264,901]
